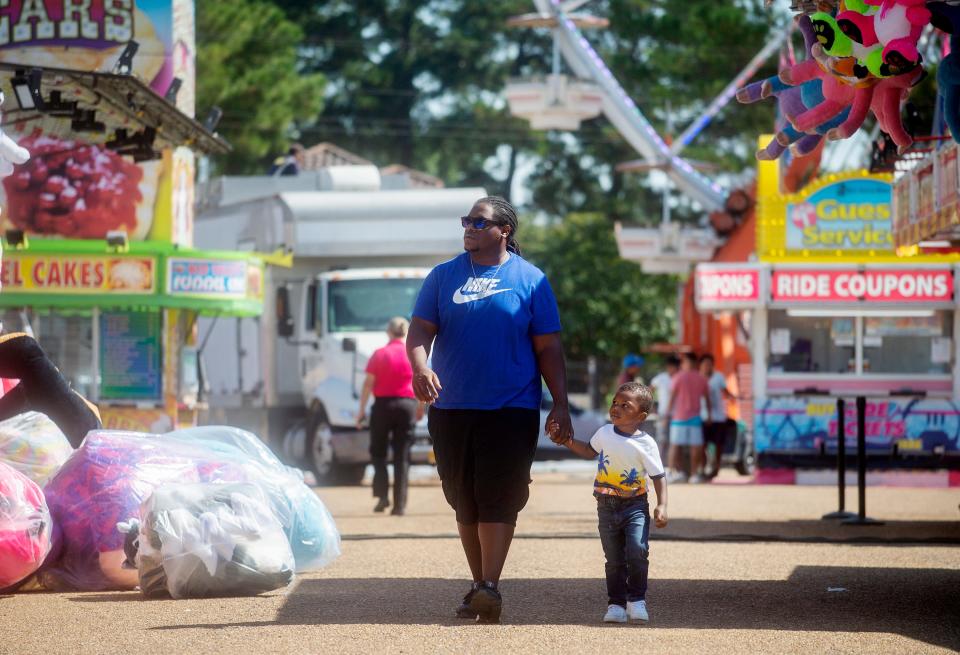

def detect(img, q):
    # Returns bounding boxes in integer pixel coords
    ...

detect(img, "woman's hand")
[413,367,442,404]
[355,409,366,429]
[545,404,573,444]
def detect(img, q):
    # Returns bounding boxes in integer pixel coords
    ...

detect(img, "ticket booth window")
[862,312,953,375]
[768,311,855,373]
[768,309,953,376]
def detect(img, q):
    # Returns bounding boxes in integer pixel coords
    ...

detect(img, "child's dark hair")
[617,381,654,414]
[665,354,681,368]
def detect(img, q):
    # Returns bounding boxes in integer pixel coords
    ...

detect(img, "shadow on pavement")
[148,566,960,649]
[340,518,960,545]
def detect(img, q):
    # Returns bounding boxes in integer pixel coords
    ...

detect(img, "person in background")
[356,317,422,516]
[666,353,710,484]
[649,355,680,456]
[618,353,645,386]
[269,143,303,176]
[700,354,737,480]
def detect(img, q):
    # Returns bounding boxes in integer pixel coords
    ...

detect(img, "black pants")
[428,406,540,526]
[369,397,417,509]
[0,333,101,447]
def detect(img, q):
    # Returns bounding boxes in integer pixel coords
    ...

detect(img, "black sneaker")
[469,582,502,624]
[456,582,480,619]
[373,498,390,513]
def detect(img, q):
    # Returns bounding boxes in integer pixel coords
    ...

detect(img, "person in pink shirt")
[356,317,423,515]
[665,353,711,484]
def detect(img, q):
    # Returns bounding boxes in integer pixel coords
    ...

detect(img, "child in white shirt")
[561,381,668,623]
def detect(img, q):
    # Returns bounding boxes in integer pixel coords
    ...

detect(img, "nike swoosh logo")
[452,287,513,304]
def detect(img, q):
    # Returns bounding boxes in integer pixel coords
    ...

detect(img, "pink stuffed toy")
[825,66,924,151]
[842,1,931,74]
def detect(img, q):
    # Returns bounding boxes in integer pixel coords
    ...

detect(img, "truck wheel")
[305,404,336,482]
[304,404,368,486]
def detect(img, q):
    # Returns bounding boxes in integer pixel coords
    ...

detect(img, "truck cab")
[279,268,431,483]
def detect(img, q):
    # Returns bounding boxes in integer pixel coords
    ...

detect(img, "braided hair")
[476,195,521,255]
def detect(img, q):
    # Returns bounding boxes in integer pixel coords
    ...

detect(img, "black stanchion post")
[842,396,883,526]
[822,397,855,520]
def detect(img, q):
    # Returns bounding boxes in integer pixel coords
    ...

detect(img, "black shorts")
[428,406,540,526]
[704,418,736,446]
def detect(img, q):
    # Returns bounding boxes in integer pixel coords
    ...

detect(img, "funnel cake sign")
[0,253,156,294]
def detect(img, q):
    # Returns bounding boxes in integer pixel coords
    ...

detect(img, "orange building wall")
[679,189,757,421]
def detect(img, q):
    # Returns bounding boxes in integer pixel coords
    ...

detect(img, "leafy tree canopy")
[522,213,677,361]
[197,0,327,174]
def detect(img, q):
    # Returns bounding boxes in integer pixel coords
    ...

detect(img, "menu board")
[99,312,162,401]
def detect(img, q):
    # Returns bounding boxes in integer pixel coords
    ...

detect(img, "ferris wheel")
[504,0,788,212]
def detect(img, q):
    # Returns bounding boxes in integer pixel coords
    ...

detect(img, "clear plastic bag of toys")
[129,483,295,599]
[0,412,73,486]
[41,426,340,591]
[0,460,52,590]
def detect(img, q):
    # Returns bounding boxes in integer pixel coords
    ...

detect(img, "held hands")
[654,505,668,528]
[545,404,574,445]
[412,367,442,404]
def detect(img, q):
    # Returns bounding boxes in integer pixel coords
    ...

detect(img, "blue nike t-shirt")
[413,252,561,410]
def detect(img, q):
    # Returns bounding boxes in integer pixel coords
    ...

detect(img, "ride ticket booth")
[694,156,960,480]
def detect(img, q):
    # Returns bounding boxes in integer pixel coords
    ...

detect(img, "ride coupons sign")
[694,264,763,310]
[785,177,892,251]
[770,268,954,305]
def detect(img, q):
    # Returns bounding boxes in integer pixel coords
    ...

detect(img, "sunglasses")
[461,216,501,230]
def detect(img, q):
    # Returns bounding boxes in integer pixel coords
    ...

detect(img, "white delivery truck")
[194,158,485,483]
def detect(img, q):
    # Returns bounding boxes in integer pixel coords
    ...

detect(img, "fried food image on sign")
[108,260,152,291]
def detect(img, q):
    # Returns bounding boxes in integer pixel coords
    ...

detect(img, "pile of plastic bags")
[41,426,340,595]
[0,419,339,598]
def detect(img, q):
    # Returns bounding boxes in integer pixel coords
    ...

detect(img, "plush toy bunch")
[741,1,960,159]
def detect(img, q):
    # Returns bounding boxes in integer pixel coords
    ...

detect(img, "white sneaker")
[627,600,649,622]
[689,474,708,484]
[603,604,627,623]
[666,470,688,484]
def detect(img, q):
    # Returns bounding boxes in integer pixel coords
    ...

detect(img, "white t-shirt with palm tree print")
[589,425,665,498]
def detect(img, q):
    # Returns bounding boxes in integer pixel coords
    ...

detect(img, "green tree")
[196,0,326,173]
[522,213,677,361]
[273,0,551,198]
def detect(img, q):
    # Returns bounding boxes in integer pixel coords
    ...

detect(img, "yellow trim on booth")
[756,136,960,264]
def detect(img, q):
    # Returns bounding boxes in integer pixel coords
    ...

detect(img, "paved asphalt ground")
[2,464,959,654]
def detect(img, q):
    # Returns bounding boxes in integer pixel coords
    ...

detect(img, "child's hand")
[654,505,668,528]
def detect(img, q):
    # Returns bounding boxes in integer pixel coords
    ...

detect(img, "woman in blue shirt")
[407,195,573,624]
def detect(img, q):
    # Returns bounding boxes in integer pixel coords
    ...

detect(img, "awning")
[0,239,265,316]
[0,62,230,157]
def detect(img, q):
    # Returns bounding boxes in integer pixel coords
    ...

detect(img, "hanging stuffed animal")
[737,15,851,159]
[930,2,960,142]
[867,0,931,75]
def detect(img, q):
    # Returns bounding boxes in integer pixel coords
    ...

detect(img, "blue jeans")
[597,495,650,606]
